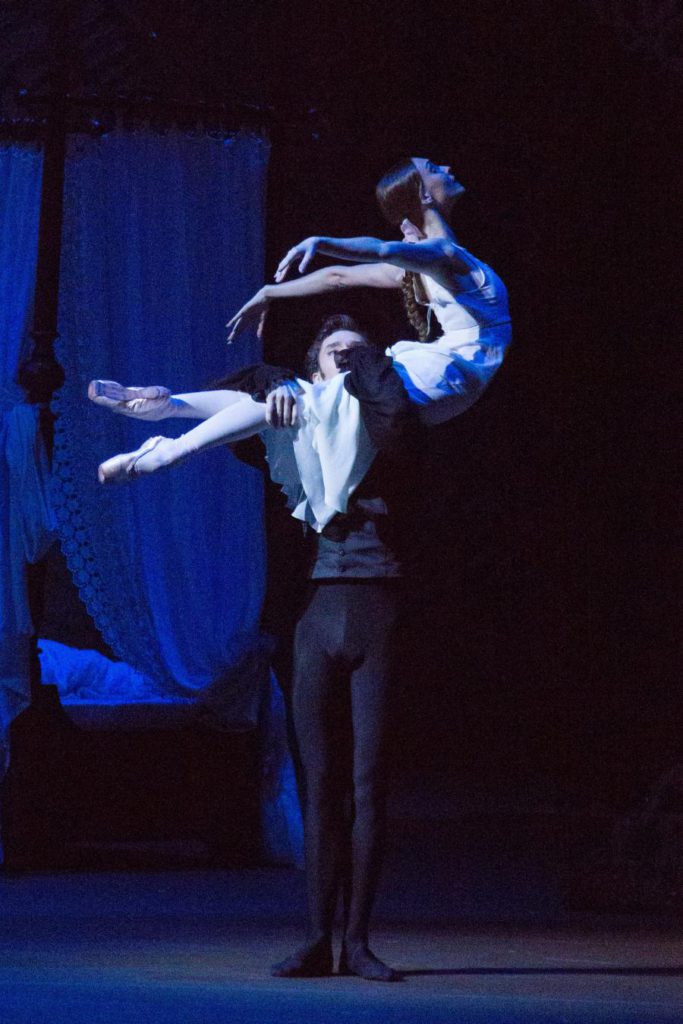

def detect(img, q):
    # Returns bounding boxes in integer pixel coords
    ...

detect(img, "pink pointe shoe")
[97,435,166,484]
[88,380,173,420]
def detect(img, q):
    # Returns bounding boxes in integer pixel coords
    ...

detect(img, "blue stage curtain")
[0,143,53,773]
[52,130,270,700]
[1,133,302,864]
[0,143,43,406]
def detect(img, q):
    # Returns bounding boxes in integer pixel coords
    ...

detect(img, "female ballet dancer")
[94,157,511,534]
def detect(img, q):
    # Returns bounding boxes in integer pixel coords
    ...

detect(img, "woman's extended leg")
[89,380,243,421]
[97,392,269,483]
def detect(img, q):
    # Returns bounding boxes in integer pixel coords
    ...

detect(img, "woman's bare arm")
[277,234,471,284]
[271,261,403,290]
[226,262,402,342]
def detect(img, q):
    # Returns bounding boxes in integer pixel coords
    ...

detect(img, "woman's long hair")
[376,159,430,342]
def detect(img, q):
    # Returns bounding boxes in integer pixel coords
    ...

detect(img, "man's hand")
[333,342,365,372]
[265,384,299,428]
[226,287,269,343]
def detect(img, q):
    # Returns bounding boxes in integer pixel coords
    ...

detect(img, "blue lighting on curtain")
[52,130,270,696]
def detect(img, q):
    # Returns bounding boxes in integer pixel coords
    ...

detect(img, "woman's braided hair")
[376,159,430,342]
[400,273,430,342]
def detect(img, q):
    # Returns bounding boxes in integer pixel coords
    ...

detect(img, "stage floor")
[1,841,681,1024]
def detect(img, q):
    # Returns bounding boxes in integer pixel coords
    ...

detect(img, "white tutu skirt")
[262,372,375,533]
[262,323,511,531]
[389,323,511,425]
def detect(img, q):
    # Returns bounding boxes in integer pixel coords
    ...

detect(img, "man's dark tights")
[292,581,399,949]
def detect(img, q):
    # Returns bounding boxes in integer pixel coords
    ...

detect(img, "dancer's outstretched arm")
[227,262,402,341]
[277,235,471,286]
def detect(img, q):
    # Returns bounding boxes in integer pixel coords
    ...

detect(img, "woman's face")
[410,157,465,213]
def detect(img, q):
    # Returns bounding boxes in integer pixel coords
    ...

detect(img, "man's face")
[314,330,368,381]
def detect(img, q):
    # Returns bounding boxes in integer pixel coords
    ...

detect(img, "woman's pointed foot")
[97,435,171,483]
[338,942,402,982]
[88,380,173,420]
[271,939,333,978]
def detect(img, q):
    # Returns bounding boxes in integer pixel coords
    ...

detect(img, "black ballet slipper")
[338,942,402,982]
[271,939,333,978]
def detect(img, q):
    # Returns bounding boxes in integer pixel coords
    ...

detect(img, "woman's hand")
[225,287,269,343]
[400,218,424,244]
[275,237,320,282]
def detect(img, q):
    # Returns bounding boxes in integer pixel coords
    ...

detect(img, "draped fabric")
[0,132,301,864]
[52,131,269,697]
[0,144,49,778]
[0,144,43,410]
[0,406,56,767]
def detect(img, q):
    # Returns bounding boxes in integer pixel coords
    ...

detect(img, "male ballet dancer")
[89,313,418,981]
[227,314,419,982]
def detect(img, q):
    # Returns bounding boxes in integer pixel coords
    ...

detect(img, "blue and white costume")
[390,253,511,424]
[264,250,511,532]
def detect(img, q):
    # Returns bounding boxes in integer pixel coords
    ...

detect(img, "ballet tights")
[128,391,268,474]
[292,582,399,952]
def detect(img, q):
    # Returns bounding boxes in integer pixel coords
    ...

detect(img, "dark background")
[2,0,680,817]
[254,0,682,812]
